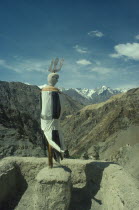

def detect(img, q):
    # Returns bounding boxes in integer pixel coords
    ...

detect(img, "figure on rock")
[41,58,65,167]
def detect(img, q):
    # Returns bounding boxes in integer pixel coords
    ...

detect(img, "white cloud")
[90,67,113,75]
[76,59,92,65]
[0,59,6,65]
[135,34,139,40]
[0,58,50,73]
[0,59,17,71]
[95,60,101,65]
[110,53,121,58]
[110,43,139,61]
[88,30,104,38]
[73,45,88,54]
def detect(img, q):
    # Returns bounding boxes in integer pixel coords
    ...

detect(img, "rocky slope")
[62,88,139,179]
[0,81,45,158]
[0,81,83,158]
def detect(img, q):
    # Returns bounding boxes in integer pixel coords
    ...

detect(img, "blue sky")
[0,0,139,89]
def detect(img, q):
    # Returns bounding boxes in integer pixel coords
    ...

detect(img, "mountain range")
[39,85,128,105]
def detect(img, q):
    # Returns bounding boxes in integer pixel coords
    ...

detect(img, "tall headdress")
[48,57,64,73]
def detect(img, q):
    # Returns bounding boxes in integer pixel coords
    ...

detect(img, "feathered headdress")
[48,57,64,73]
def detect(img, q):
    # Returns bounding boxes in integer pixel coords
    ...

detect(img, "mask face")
[48,73,59,86]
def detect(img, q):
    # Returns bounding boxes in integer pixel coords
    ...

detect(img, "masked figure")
[41,58,65,163]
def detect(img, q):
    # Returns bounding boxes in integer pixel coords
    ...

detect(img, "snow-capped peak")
[38,84,47,89]
[96,86,114,95]
[37,84,128,100]
[75,88,96,99]
[115,88,129,93]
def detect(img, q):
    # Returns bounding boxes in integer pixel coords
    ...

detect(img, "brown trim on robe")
[42,86,60,92]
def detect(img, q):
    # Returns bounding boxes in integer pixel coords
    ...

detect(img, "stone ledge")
[0,157,139,210]
[36,167,71,184]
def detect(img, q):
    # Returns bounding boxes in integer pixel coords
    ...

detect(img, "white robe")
[41,86,65,153]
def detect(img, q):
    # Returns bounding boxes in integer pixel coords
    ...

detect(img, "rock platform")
[0,157,139,210]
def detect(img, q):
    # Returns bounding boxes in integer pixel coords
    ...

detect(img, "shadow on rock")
[53,165,72,173]
[0,165,28,210]
[69,161,115,210]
